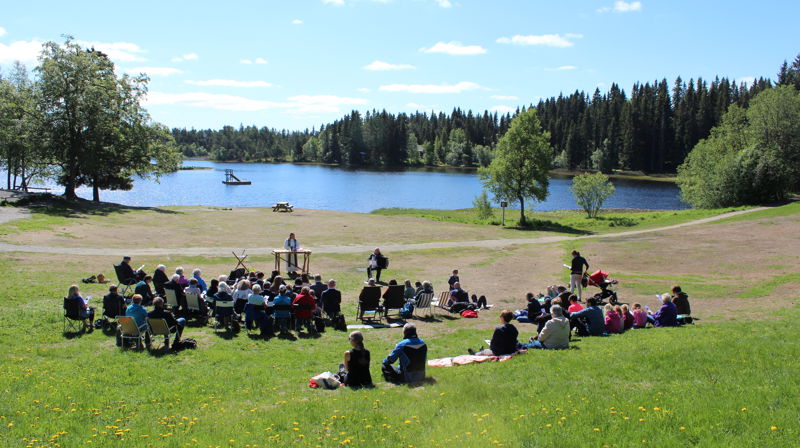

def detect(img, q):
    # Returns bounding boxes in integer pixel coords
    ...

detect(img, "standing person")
[447,269,460,289]
[284,232,300,275]
[569,250,589,300]
[367,248,387,283]
[340,331,373,389]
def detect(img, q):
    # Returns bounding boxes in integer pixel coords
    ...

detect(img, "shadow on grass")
[412,314,458,323]
[213,329,239,340]
[506,218,591,235]
[16,194,180,218]
[297,331,322,339]
[62,330,87,339]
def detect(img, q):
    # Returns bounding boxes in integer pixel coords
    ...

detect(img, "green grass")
[372,207,746,235]
[1,253,799,447]
[709,201,800,225]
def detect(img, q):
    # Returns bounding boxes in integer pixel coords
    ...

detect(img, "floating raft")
[222,169,251,185]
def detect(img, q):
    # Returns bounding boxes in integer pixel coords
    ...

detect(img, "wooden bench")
[272,202,294,212]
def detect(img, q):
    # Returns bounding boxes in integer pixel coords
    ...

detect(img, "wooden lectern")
[272,248,312,276]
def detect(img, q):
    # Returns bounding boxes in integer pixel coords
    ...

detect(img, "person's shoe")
[529,336,536,343]
[467,348,475,355]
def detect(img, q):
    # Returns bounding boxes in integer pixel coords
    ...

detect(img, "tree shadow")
[507,218,591,235]
[17,194,180,218]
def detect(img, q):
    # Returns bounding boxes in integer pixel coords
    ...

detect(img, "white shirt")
[284,238,299,251]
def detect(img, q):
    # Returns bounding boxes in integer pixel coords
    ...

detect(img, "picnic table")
[272,202,294,212]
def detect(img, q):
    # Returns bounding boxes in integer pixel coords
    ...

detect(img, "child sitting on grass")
[632,303,648,328]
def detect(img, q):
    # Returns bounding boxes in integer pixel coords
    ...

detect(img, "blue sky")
[1,0,797,130]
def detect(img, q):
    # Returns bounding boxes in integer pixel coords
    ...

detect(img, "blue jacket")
[194,274,208,292]
[383,337,427,383]
[571,305,605,335]
[125,303,148,329]
[653,302,678,327]
[272,294,292,319]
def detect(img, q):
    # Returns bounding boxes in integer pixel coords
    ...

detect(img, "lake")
[19,160,688,212]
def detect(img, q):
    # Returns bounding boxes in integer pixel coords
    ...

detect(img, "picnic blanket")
[427,350,526,367]
[346,323,404,329]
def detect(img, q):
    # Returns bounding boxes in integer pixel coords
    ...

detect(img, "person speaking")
[284,232,300,275]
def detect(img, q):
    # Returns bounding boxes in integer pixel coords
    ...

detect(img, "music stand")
[233,250,249,272]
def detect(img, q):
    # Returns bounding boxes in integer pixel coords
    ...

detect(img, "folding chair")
[63,297,84,333]
[113,264,138,296]
[381,285,407,318]
[358,295,383,324]
[413,293,435,318]
[433,291,453,316]
[164,289,180,310]
[118,316,148,350]
[185,293,208,323]
[147,318,174,350]
[213,300,236,331]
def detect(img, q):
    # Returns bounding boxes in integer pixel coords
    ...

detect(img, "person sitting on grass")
[66,284,95,331]
[102,284,126,319]
[468,310,520,356]
[272,285,293,334]
[604,304,623,334]
[567,295,584,313]
[134,275,156,305]
[569,296,605,336]
[340,331,373,389]
[449,282,471,313]
[147,297,187,346]
[471,294,489,310]
[382,323,427,384]
[547,285,567,299]
[526,305,570,350]
[245,284,272,338]
[671,285,691,317]
[632,303,648,329]
[321,280,342,318]
[292,286,317,334]
[649,294,678,327]
[192,268,207,293]
[620,304,634,330]
[125,294,148,330]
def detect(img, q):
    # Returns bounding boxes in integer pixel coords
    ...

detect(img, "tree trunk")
[64,170,77,199]
[518,196,526,226]
[92,181,100,202]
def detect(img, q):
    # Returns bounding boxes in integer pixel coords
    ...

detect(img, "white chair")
[147,318,174,350]
[118,316,148,350]
[413,293,434,318]
[164,289,180,309]
[213,300,235,331]
[185,293,202,312]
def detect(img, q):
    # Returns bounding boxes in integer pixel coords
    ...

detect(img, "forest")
[171,70,787,173]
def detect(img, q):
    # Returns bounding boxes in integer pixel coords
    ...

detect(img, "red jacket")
[292,293,315,319]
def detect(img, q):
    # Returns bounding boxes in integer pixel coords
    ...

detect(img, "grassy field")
[0,202,798,447]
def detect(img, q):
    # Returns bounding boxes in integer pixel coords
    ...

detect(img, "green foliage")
[472,190,493,220]
[590,139,613,173]
[571,172,616,218]
[479,108,553,225]
[677,86,800,208]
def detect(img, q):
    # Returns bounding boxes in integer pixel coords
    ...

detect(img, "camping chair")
[185,293,208,323]
[113,263,138,296]
[63,297,85,333]
[164,289,180,310]
[433,291,453,315]
[382,285,407,318]
[147,318,174,350]
[413,293,435,318]
[358,295,383,324]
[118,316,148,350]
[213,300,236,331]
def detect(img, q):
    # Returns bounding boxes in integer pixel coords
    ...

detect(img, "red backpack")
[461,309,478,318]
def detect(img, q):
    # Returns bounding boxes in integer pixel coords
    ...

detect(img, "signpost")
[500,201,508,226]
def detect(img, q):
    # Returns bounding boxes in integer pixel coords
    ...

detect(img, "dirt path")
[0,207,767,255]
[0,207,30,225]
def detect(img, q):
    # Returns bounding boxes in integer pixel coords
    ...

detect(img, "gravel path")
[0,207,767,255]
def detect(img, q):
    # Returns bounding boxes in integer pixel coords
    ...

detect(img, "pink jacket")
[605,310,623,333]
[633,309,648,327]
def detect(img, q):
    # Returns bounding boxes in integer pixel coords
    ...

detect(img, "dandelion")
[593,428,600,432]
[546,424,552,428]
[770,426,778,431]
[679,427,685,431]
[741,408,747,411]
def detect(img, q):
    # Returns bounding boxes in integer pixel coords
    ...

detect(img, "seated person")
[147,297,187,345]
[383,279,399,295]
[175,266,189,287]
[119,256,146,282]
[403,280,416,300]
[604,304,623,334]
[310,275,327,303]
[526,305,570,349]
[102,284,126,319]
[413,281,434,302]
[321,280,342,318]
[245,284,272,337]
[567,295,584,313]
[254,271,266,288]
[292,278,304,294]
[213,282,238,330]
[184,278,203,297]
[546,285,567,299]
[66,284,95,330]
[414,281,423,295]
[631,303,648,328]
[650,294,678,327]
[382,323,427,384]
[471,294,488,310]
[620,304,634,330]
[569,297,605,336]
[163,274,188,314]
[292,286,317,334]
[358,279,382,319]
[192,268,207,293]
[449,282,471,313]
[671,285,691,316]
[532,298,554,333]
[468,310,520,356]
[152,264,169,297]
[525,292,541,317]
[134,275,156,305]
[341,331,373,388]
[125,294,148,330]
[271,285,293,334]
[206,278,220,303]
[233,279,253,315]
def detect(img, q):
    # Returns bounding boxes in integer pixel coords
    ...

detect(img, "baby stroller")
[585,270,619,305]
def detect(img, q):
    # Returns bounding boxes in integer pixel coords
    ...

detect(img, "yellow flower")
[770,426,778,431]
[741,408,747,411]
[679,427,686,431]
[593,428,600,432]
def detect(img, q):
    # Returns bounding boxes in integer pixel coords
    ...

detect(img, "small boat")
[222,169,251,185]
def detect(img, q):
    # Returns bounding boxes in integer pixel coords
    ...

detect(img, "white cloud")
[490,95,518,100]
[363,60,415,71]
[322,0,345,5]
[240,57,267,65]
[434,0,452,7]
[496,34,580,48]
[128,66,183,77]
[357,87,371,93]
[77,40,146,62]
[0,39,43,65]
[292,19,303,24]
[406,102,437,110]
[0,27,7,37]
[598,1,642,13]
[379,81,483,94]
[420,41,487,55]
[171,53,198,62]
[545,65,577,71]
[186,79,273,88]
[736,76,756,86]
[146,91,367,115]
[490,105,516,114]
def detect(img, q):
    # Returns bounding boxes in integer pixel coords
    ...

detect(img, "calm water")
[20,160,687,212]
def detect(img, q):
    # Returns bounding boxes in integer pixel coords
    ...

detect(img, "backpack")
[333,314,347,331]
[173,338,197,351]
[314,316,326,333]
[461,309,478,318]
[399,302,415,319]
